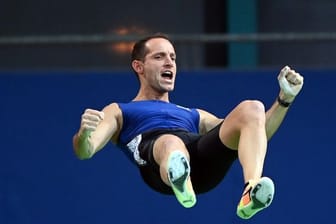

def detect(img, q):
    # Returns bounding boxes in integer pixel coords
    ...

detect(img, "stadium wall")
[0,69,333,224]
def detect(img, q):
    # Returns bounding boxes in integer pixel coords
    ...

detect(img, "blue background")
[1,69,334,223]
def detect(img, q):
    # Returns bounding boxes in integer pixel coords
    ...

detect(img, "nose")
[164,57,174,67]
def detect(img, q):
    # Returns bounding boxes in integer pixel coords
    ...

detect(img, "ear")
[131,60,144,75]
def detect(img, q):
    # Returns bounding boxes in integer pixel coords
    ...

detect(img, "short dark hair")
[131,33,171,62]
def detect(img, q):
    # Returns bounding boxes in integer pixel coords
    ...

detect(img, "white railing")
[1,32,336,45]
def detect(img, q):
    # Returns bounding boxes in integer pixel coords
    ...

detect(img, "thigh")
[188,123,238,194]
[137,127,238,195]
[138,129,192,195]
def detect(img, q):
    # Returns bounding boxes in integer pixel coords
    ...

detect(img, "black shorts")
[138,123,238,195]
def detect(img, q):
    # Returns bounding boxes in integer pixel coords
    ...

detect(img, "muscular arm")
[265,66,304,140]
[73,103,122,159]
[265,99,290,140]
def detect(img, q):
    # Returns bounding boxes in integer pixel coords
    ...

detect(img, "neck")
[133,93,169,102]
[133,90,169,102]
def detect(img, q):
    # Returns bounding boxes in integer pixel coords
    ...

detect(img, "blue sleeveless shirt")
[117,100,200,165]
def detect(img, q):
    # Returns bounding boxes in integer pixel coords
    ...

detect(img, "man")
[73,33,304,219]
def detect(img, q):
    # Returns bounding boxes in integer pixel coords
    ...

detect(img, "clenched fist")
[79,109,105,137]
[278,66,304,102]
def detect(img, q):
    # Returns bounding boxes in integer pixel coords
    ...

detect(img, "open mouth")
[161,71,173,80]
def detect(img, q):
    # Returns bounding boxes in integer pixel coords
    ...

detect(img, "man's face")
[141,38,177,93]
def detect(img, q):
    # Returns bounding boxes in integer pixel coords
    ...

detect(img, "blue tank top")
[118,100,200,146]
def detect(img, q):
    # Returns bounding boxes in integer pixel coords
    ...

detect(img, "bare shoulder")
[101,102,123,142]
[197,109,223,134]
[101,102,123,127]
[102,102,122,114]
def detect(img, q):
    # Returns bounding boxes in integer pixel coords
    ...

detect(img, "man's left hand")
[278,65,304,102]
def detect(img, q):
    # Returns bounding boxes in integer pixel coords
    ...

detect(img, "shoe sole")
[237,177,274,219]
[167,151,196,208]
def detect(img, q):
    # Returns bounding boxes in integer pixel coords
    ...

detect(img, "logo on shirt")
[176,105,191,111]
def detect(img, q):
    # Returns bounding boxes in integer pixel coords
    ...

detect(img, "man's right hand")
[78,109,105,138]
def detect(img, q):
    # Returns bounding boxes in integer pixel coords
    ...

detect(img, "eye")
[170,53,176,61]
[154,54,163,60]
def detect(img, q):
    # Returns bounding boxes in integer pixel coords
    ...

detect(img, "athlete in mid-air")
[73,33,304,219]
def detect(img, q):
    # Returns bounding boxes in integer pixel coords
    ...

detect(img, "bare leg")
[219,100,267,183]
[152,134,189,185]
[238,115,267,182]
[218,100,274,219]
[152,134,196,208]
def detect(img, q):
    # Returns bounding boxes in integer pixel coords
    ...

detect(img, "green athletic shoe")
[167,151,196,208]
[237,177,275,219]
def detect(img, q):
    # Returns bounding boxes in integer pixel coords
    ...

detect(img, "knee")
[156,134,185,150]
[237,100,266,126]
[153,134,189,164]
